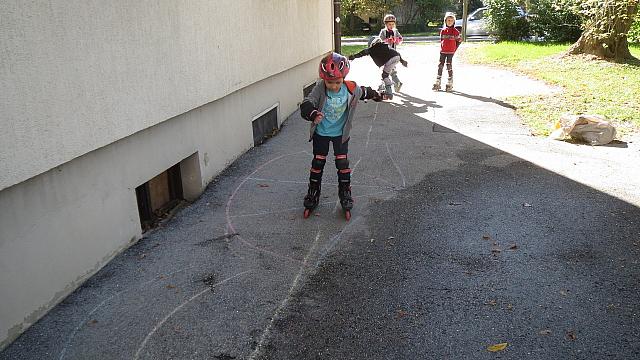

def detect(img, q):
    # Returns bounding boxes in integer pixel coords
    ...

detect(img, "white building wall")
[0,0,331,190]
[0,0,332,349]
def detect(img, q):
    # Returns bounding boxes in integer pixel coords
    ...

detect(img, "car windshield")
[470,9,484,20]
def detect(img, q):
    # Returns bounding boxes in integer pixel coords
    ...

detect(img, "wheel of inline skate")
[344,210,351,221]
[303,208,311,219]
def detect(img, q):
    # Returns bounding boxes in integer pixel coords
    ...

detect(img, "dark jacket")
[350,43,401,67]
[300,80,379,143]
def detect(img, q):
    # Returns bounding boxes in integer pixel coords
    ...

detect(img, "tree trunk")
[568,1,638,61]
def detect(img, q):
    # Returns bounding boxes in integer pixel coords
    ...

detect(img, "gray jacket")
[300,79,378,143]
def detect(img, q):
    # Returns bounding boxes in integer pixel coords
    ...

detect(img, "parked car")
[454,6,527,37]
[455,7,489,36]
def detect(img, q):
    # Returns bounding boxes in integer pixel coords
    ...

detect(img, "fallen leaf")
[166,284,176,289]
[566,330,577,340]
[138,253,146,260]
[487,343,508,352]
[509,244,518,250]
[491,248,502,254]
[482,234,491,240]
[539,329,552,335]
[258,184,269,188]
[560,290,568,296]
[396,310,410,318]
[506,303,513,311]
[449,201,463,206]
[88,319,98,326]
[486,299,497,306]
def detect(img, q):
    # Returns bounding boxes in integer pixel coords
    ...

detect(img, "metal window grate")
[252,106,278,146]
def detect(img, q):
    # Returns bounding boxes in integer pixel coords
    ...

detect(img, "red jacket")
[440,26,461,54]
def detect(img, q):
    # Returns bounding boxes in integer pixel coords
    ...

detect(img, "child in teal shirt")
[299,52,382,219]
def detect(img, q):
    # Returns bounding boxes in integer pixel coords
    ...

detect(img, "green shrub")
[484,0,530,41]
[528,0,582,42]
[628,16,640,43]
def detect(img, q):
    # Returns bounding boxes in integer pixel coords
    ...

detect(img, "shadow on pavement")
[449,90,517,109]
[2,97,638,360]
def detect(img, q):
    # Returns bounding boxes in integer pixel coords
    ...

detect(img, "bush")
[528,0,582,42]
[484,0,530,41]
[628,16,640,43]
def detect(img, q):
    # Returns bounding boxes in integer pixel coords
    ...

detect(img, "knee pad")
[311,154,326,170]
[335,154,350,171]
[446,62,452,70]
[381,71,390,80]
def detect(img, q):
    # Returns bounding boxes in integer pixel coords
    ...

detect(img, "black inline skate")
[303,182,321,218]
[338,183,353,221]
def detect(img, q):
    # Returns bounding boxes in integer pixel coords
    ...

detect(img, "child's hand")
[313,112,324,124]
[400,59,408,67]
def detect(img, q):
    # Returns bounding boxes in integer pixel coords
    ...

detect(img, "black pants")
[437,53,454,78]
[309,133,350,185]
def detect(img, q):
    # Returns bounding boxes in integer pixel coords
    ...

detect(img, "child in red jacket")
[432,12,462,92]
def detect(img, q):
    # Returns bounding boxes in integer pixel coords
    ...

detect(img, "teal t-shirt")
[316,83,349,137]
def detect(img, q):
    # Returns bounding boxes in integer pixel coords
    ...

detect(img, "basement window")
[252,104,279,146]
[135,163,184,232]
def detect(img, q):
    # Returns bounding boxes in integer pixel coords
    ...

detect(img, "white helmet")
[384,14,396,23]
[444,12,456,22]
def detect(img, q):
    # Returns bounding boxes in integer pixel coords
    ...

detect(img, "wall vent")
[252,105,279,146]
[135,163,183,232]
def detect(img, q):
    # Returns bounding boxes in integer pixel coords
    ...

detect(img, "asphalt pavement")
[2,44,639,360]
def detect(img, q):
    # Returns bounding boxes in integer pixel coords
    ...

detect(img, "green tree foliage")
[528,0,582,42]
[340,0,404,33]
[361,0,405,25]
[568,0,639,60]
[453,0,485,16]
[629,15,640,42]
[484,0,530,40]
[341,0,369,35]
[415,0,456,24]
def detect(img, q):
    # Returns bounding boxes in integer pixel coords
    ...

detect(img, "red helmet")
[319,52,350,80]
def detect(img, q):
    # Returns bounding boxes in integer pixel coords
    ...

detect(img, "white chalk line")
[133,270,251,360]
[386,142,407,188]
[334,102,380,214]
[316,216,361,266]
[248,229,322,360]
[225,151,308,264]
[231,189,395,219]
[247,177,389,189]
[58,266,195,360]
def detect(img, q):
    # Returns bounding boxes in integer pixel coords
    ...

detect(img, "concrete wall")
[0,0,332,349]
[0,0,331,190]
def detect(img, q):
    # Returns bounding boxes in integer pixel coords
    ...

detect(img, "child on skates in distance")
[378,14,404,92]
[300,52,383,219]
[432,12,462,92]
[348,37,408,100]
